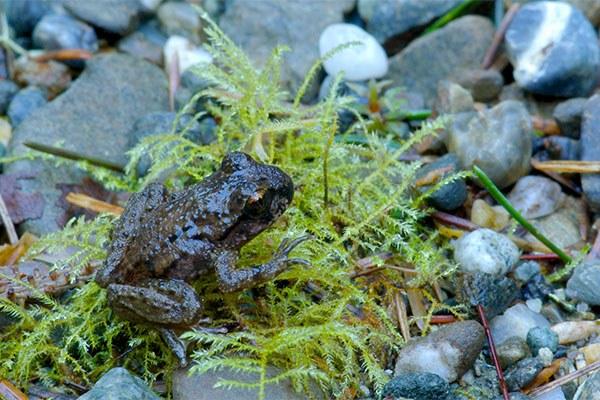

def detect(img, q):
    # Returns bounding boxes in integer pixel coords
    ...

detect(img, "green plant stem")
[473,165,572,263]
[23,141,126,173]
[422,0,480,35]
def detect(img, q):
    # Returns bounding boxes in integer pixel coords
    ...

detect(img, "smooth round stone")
[507,175,564,219]
[581,95,600,212]
[32,14,98,53]
[382,372,452,400]
[489,303,551,345]
[157,1,203,44]
[505,1,600,97]
[453,229,520,276]
[505,357,544,391]
[435,80,474,114]
[413,153,467,211]
[513,261,541,285]
[457,69,504,103]
[0,80,19,115]
[163,35,212,73]
[455,272,519,319]
[553,97,587,139]
[527,326,559,356]
[394,320,484,383]
[319,23,388,81]
[566,259,600,305]
[446,100,532,189]
[496,336,531,369]
[523,273,553,301]
[7,86,47,127]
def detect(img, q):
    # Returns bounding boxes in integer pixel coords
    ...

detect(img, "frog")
[95,152,310,363]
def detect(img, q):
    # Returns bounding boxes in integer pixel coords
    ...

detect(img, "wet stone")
[522,274,553,301]
[566,259,600,305]
[580,94,600,212]
[553,97,587,139]
[413,153,467,211]
[496,336,530,369]
[453,229,520,276]
[527,326,559,356]
[457,69,504,103]
[505,357,544,391]
[382,372,454,400]
[0,80,19,115]
[7,86,47,128]
[455,272,519,319]
[32,14,98,53]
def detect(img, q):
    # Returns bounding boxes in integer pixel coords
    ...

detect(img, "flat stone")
[574,369,600,400]
[581,94,600,212]
[78,367,162,400]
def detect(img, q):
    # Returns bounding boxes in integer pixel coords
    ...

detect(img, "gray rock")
[553,97,588,139]
[505,1,600,97]
[219,0,355,101]
[63,0,142,36]
[526,326,559,356]
[581,94,600,212]
[4,0,53,37]
[523,195,583,249]
[457,69,504,103]
[446,100,532,189]
[172,365,324,400]
[505,357,544,391]
[0,80,19,115]
[413,153,467,211]
[507,175,565,219]
[489,303,551,345]
[117,31,163,66]
[566,259,600,305]
[436,80,474,114]
[456,272,519,319]
[394,320,485,383]
[6,54,168,236]
[496,336,531,369]
[387,16,494,106]
[32,14,98,53]
[382,372,454,400]
[7,86,47,127]
[574,369,600,400]
[513,261,541,285]
[78,367,162,400]
[157,2,203,44]
[454,229,520,276]
[496,393,531,400]
[358,0,463,44]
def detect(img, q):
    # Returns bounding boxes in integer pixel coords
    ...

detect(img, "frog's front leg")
[215,236,311,293]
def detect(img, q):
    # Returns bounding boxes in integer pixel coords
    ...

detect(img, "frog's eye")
[243,189,272,218]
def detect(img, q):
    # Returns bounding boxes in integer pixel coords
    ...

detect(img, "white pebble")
[489,303,551,345]
[537,347,554,367]
[319,23,388,81]
[453,228,519,276]
[164,35,212,74]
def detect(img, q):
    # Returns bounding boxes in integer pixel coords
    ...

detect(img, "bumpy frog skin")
[95,152,309,362]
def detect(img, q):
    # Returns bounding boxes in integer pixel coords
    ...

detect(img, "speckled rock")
[553,97,587,139]
[505,357,544,391]
[413,153,467,211]
[63,0,142,36]
[7,86,47,128]
[78,367,162,400]
[566,259,600,305]
[382,372,453,400]
[507,175,564,219]
[457,69,504,103]
[456,272,519,319]
[489,303,551,345]
[453,229,520,276]
[581,95,600,212]
[527,326,559,356]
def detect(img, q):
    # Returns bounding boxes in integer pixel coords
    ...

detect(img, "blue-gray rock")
[581,95,600,212]
[454,229,520,276]
[387,16,494,106]
[5,54,168,236]
[157,1,203,44]
[117,31,163,66]
[0,80,19,115]
[505,357,544,391]
[382,372,454,400]
[457,69,504,103]
[456,272,519,319]
[219,0,355,101]
[32,14,98,53]
[394,320,485,383]
[513,261,541,285]
[446,100,532,189]
[7,86,47,127]
[78,367,162,400]
[526,326,559,356]
[574,368,600,400]
[566,259,600,305]
[413,153,467,211]
[522,273,553,301]
[505,1,600,97]
[496,336,531,369]
[553,97,588,139]
[3,0,53,37]
[357,0,463,44]
[63,0,142,36]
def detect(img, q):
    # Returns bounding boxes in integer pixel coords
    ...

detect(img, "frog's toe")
[276,235,313,257]
[284,258,311,268]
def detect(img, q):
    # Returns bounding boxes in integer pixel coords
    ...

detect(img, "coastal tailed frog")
[95,152,309,362]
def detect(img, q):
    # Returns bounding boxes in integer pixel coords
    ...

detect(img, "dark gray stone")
[32,14,98,53]
[526,326,559,356]
[387,16,494,106]
[522,273,553,301]
[382,372,453,400]
[504,357,544,391]
[553,97,587,139]
[7,86,47,127]
[456,272,519,319]
[457,69,504,103]
[157,1,203,44]
[505,2,600,97]
[0,80,19,115]
[78,367,162,400]
[4,0,53,37]
[5,54,168,236]
[566,259,600,305]
[63,0,142,36]
[496,336,530,369]
[413,153,467,211]
[581,94,600,212]
[219,0,355,101]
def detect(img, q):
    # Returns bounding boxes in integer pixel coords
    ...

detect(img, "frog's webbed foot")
[215,235,312,293]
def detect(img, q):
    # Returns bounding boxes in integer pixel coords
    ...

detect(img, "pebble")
[496,336,530,369]
[387,15,494,106]
[551,320,599,344]
[319,23,387,82]
[523,195,582,249]
[4,0,53,37]
[470,199,510,231]
[157,1,204,44]
[453,229,520,276]
[553,97,588,139]
[13,59,72,97]
[394,320,484,383]
[32,14,98,53]
[0,80,20,115]
[455,272,519,319]
[504,1,600,97]
[446,100,532,189]
[504,357,544,391]
[7,86,47,128]
[435,80,474,114]
[536,388,566,400]
[506,176,565,219]
[581,94,600,212]
[537,347,554,367]
[78,367,162,400]
[381,372,453,400]
[523,274,554,301]
[566,260,600,305]
[413,153,467,211]
[117,31,164,66]
[163,35,212,74]
[457,69,504,103]
[513,261,541,285]
[62,0,142,36]
[496,393,531,400]
[580,342,600,363]
[489,303,551,345]
[573,369,600,400]
[527,326,559,356]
